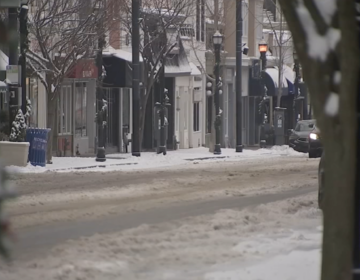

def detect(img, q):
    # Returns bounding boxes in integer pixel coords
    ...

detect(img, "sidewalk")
[5,146,306,174]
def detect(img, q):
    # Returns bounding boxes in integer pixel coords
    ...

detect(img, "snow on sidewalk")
[5,146,306,174]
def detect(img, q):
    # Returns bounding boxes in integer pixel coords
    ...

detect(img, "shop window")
[193,102,200,132]
[75,82,87,137]
[58,85,72,135]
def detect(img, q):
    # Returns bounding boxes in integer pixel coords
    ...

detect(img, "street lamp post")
[259,40,268,71]
[293,50,301,126]
[258,40,268,148]
[259,40,268,116]
[213,31,223,155]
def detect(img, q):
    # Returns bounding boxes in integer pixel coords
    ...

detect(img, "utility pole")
[277,10,283,108]
[131,0,141,157]
[293,50,301,127]
[8,7,19,129]
[235,0,243,152]
[19,3,28,115]
[214,0,218,31]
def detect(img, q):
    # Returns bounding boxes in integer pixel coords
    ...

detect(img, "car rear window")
[295,122,315,132]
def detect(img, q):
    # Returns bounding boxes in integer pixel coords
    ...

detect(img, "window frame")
[193,102,200,132]
[58,85,72,135]
[75,82,87,137]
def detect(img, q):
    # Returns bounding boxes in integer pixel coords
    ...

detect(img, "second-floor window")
[180,25,195,37]
[58,85,72,135]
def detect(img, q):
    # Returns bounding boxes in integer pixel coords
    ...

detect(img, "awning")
[265,68,288,88]
[189,62,202,76]
[263,67,291,96]
[165,62,192,77]
[165,50,191,77]
[0,81,8,93]
[103,47,143,62]
[0,49,8,71]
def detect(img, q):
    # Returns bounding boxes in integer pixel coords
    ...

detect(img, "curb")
[103,156,127,160]
[49,162,138,171]
[185,156,229,161]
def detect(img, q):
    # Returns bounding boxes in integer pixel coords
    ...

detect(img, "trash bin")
[26,128,51,167]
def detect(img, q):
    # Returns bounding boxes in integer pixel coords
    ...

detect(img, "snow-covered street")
[1,154,322,280]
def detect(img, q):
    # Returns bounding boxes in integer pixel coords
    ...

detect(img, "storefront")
[57,59,97,156]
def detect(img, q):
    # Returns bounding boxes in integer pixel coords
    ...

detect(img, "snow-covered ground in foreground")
[5,146,306,174]
[1,193,322,280]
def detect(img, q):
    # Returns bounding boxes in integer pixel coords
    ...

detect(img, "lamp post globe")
[258,39,268,70]
[293,50,298,61]
[213,31,223,46]
[258,39,268,55]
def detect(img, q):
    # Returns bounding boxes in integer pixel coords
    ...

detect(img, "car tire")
[309,150,317,158]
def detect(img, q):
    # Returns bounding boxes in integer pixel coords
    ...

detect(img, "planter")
[0,141,30,167]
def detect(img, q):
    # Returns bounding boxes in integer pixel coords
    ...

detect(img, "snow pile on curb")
[0,193,322,280]
[268,145,308,156]
[5,146,306,174]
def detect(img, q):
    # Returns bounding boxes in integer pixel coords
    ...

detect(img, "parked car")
[318,152,325,210]
[308,125,323,158]
[288,120,316,153]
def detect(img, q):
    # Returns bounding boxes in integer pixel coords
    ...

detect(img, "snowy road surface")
[1,156,322,279]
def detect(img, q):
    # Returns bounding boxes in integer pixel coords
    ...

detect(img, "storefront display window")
[75,82,87,137]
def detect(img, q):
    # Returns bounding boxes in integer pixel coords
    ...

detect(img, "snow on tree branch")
[120,0,193,93]
[9,110,27,142]
[27,59,48,91]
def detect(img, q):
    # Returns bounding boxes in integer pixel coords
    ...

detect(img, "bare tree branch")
[118,0,194,142]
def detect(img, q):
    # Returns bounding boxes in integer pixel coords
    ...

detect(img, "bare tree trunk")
[139,85,152,149]
[277,1,359,280]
